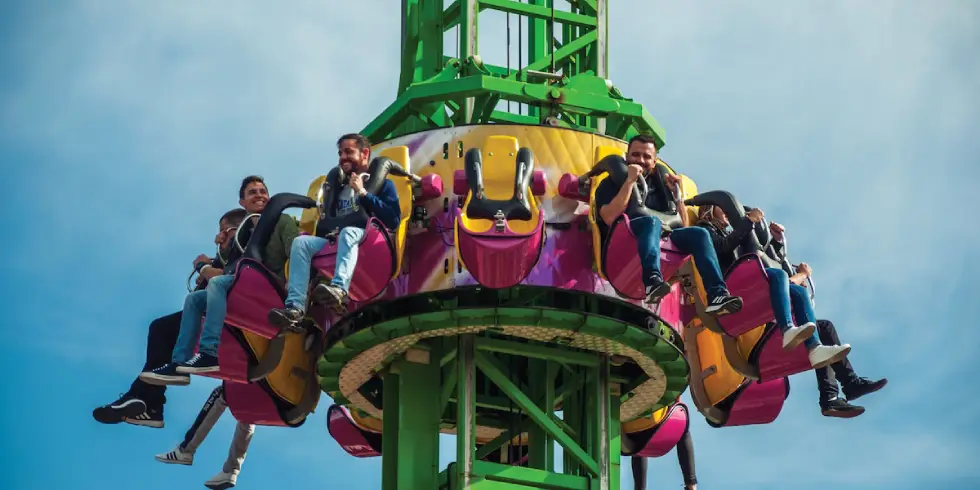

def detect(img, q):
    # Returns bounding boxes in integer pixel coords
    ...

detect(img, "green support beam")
[363,0,668,148]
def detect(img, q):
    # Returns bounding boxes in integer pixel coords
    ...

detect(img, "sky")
[1,1,978,489]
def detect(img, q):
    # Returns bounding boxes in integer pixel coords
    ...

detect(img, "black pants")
[631,430,697,490]
[126,311,182,406]
[814,319,858,402]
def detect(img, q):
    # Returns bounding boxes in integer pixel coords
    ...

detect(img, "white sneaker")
[205,471,239,490]
[154,447,193,465]
[781,322,816,350]
[808,344,851,369]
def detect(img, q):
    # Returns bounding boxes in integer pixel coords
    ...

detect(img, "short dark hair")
[337,133,371,150]
[627,133,658,149]
[239,175,266,199]
[220,208,248,227]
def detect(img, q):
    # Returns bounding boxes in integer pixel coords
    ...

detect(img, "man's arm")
[662,170,690,227]
[359,180,402,230]
[598,180,633,226]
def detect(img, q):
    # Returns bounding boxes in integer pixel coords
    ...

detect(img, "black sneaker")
[644,278,672,304]
[820,398,865,418]
[139,363,191,386]
[176,353,220,374]
[704,292,743,316]
[842,377,888,402]
[268,306,307,333]
[93,392,147,424]
[124,404,164,429]
[312,283,348,313]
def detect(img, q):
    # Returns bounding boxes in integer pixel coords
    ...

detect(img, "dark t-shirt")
[593,170,672,244]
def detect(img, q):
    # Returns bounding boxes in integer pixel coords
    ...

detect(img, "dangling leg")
[676,430,697,490]
[816,319,888,402]
[631,456,647,490]
[669,226,742,315]
[629,215,672,303]
[269,234,328,330]
[311,226,365,312]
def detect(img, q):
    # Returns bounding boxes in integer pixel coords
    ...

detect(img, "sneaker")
[267,306,306,334]
[808,344,851,370]
[176,353,220,374]
[704,293,742,316]
[204,471,239,490]
[781,322,816,350]
[124,404,164,428]
[93,392,147,425]
[154,446,193,465]
[842,377,888,401]
[644,279,672,304]
[139,363,191,386]
[820,398,865,418]
[312,283,348,312]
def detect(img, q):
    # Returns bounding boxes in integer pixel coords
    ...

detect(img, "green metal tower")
[362,0,667,148]
[320,2,689,489]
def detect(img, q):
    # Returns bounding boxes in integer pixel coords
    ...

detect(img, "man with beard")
[268,133,400,327]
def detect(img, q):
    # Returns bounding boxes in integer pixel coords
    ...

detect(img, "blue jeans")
[631,216,728,298]
[284,227,365,310]
[765,268,818,349]
[172,274,234,362]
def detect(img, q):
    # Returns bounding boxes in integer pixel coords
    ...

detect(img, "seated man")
[767,222,888,417]
[594,134,741,314]
[141,176,299,383]
[268,133,400,327]
[154,385,253,490]
[92,208,245,427]
[695,204,852,368]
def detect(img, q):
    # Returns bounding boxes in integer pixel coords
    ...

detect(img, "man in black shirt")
[593,134,741,315]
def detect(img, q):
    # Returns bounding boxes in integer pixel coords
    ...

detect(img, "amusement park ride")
[195,1,822,488]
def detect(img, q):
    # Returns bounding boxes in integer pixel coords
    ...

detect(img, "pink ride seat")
[310,218,396,303]
[326,405,383,458]
[706,378,790,428]
[601,216,692,300]
[622,403,691,458]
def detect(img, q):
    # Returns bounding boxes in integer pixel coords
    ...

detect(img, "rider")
[140,176,299,384]
[153,385,252,490]
[268,133,401,327]
[92,207,246,428]
[695,204,852,368]
[766,222,888,417]
[593,134,742,314]
[631,431,697,490]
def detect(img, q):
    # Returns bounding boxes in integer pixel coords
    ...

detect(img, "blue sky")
[1,1,977,489]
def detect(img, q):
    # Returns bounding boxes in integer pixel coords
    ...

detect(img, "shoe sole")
[811,345,852,370]
[176,365,221,374]
[154,455,192,465]
[139,373,191,386]
[124,417,164,429]
[205,480,236,490]
[93,399,147,424]
[845,379,888,402]
[782,323,817,351]
[821,406,865,418]
[705,297,743,317]
[644,282,672,304]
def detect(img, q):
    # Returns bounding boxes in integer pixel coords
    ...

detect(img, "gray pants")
[179,385,255,474]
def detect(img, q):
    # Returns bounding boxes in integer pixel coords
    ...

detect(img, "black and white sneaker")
[267,306,306,334]
[125,405,164,428]
[704,293,743,317]
[92,392,147,425]
[139,363,191,386]
[176,353,220,374]
[155,446,193,465]
[644,279,672,304]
